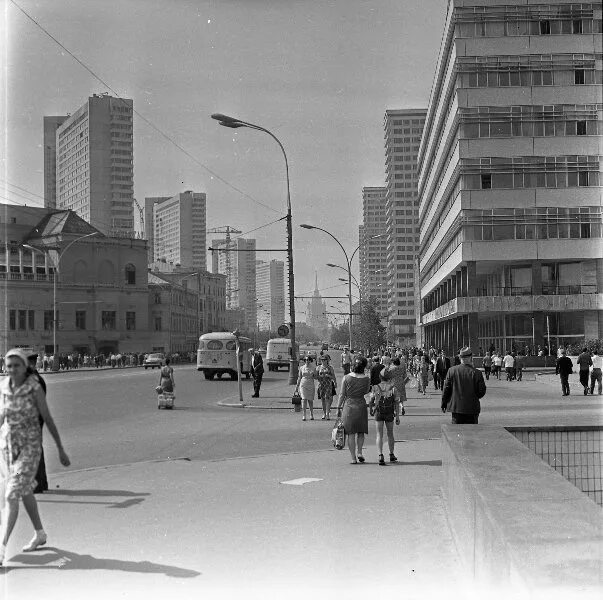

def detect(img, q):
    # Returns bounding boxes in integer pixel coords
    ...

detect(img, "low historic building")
[0,205,150,355]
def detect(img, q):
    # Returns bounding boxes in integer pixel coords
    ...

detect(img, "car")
[144,353,166,369]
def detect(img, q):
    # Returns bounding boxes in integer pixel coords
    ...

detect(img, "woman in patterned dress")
[316,356,337,420]
[0,349,70,566]
[295,356,317,421]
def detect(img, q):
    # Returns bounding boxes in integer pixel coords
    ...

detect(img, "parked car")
[144,353,166,369]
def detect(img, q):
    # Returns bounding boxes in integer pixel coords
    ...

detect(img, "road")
[33,354,602,477]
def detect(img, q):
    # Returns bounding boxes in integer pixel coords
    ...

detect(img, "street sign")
[277,324,289,337]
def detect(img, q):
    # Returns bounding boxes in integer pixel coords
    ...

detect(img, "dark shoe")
[401,407,406,416]
[378,454,386,466]
[389,453,397,463]
[357,455,365,463]
[251,394,259,398]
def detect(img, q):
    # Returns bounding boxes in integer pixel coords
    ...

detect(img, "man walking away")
[369,356,383,386]
[341,348,352,375]
[28,353,49,493]
[576,348,593,395]
[249,348,264,398]
[503,351,514,381]
[556,349,574,397]
[482,352,492,380]
[435,350,450,390]
[441,347,486,424]
[590,350,602,395]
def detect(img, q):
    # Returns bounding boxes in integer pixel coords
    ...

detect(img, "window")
[154,316,162,331]
[76,310,86,330]
[125,263,136,285]
[539,20,550,35]
[44,310,53,330]
[28,310,35,330]
[576,120,587,135]
[101,311,116,330]
[154,293,161,304]
[206,340,223,350]
[572,19,583,34]
[481,174,492,190]
[126,311,136,330]
[575,69,585,84]
[9,310,16,330]
[18,310,26,330]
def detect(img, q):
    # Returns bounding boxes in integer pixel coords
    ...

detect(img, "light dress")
[0,374,42,506]
[297,364,317,401]
[339,373,370,434]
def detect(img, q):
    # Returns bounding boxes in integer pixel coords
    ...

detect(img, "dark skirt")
[342,397,368,434]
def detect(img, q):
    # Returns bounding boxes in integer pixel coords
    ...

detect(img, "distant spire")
[314,271,319,292]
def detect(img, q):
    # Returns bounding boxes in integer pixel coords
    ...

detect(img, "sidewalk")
[1,439,469,599]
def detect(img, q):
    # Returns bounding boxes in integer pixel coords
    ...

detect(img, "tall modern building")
[43,116,68,208]
[306,273,328,334]
[211,237,257,331]
[144,196,170,262]
[359,186,388,319]
[384,109,427,346]
[149,191,207,270]
[417,0,603,355]
[52,94,134,237]
[256,259,285,332]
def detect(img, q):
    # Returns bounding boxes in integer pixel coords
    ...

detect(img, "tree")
[330,322,349,345]
[354,302,386,353]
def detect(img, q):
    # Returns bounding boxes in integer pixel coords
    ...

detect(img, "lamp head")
[299,224,314,230]
[326,263,338,268]
[211,113,239,124]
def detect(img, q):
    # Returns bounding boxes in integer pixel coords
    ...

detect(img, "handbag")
[291,391,302,406]
[331,418,345,450]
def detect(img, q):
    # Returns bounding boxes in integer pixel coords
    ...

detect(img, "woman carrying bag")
[316,356,336,420]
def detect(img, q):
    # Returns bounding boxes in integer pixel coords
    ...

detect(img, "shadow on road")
[38,488,150,509]
[3,547,201,578]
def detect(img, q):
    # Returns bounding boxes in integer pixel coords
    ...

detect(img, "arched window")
[73,259,88,282]
[125,263,136,285]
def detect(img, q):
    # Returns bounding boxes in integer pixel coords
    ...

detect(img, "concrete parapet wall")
[441,425,602,597]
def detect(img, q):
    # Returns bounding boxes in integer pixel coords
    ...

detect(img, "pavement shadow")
[392,460,442,467]
[5,547,200,578]
[38,489,150,509]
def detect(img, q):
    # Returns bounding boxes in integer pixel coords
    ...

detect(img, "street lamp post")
[25,232,98,364]
[211,113,298,384]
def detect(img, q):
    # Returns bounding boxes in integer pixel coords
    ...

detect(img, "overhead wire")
[8,0,283,216]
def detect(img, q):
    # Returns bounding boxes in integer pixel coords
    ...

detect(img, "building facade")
[384,109,427,346]
[53,94,134,237]
[0,204,149,356]
[359,186,388,320]
[150,191,207,270]
[256,259,285,333]
[417,0,603,356]
[211,237,257,332]
[43,116,68,209]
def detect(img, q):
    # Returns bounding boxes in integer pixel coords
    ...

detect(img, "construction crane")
[133,197,144,238]
[207,225,242,310]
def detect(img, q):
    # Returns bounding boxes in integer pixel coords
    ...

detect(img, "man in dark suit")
[28,353,49,493]
[441,347,486,424]
[434,350,451,390]
[249,348,264,398]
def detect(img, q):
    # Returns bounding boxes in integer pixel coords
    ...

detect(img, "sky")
[2,0,447,320]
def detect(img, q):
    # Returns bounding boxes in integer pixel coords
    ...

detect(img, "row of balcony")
[474,284,598,296]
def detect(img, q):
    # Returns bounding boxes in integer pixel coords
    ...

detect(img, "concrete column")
[533,313,545,352]
[467,261,477,297]
[468,312,479,353]
[532,261,542,295]
[596,258,603,294]
[460,267,467,297]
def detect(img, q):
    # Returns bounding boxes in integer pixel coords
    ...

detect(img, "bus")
[197,332,252,380]
[266,338,298,371]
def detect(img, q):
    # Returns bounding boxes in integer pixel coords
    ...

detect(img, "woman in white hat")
[0,348,70,565]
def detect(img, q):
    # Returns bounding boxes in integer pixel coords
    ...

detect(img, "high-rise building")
[211,237,257,331]
[144,196,170,262]
[384,109,427,346]
[306,273,328,334]
[43,116,68,208]
[53,94,134,237]
[417,0,603,355]
[150,191,207,270]
[359,186,388,320]
[256,259,285,332]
